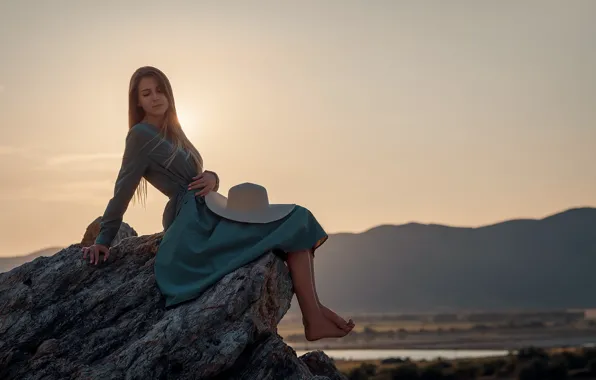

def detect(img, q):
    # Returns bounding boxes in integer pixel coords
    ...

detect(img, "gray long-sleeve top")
[95,122,217,248]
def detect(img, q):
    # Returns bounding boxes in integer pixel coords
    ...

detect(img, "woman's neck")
[143,114,166,128]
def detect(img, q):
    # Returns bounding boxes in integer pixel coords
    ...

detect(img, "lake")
[293,337,596,361]
[295,349,509,361]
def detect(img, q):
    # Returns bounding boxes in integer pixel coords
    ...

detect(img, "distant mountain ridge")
[310,206,596,314]
[0,247,63,273]
[3,207,595,314]
[358,206,595,233]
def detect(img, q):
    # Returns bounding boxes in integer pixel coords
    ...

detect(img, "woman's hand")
[188,171,218,197]
[82,244,110,265]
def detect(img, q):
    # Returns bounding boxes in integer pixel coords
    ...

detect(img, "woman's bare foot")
[320,304,354,332]
[304,314,350,341]
[303,305,355,333]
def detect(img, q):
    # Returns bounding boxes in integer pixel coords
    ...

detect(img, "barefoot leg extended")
[287,249,320,322]
[286,249,349,341]
[308,250,321,304]
[306,250,354,332]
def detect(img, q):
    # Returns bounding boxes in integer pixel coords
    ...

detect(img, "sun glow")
[177,109,199,134]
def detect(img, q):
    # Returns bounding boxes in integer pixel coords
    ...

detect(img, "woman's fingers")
[190,171,217,196]
[188,178,206,190]
[189,173,204,188]
[88,246,95,264]
[82,245,110,265]
[102,246,110,262]
[94,246,100,265]
[196,181,215,196]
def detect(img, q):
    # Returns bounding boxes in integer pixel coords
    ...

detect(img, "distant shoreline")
[287,334,596,352]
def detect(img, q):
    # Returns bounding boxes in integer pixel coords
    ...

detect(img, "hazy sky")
[1,0,595,257]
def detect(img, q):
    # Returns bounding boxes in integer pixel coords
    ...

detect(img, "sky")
[0,0,595,257]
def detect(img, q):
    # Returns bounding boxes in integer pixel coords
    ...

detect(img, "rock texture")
[0,232,346,380]
[80,216,138,247]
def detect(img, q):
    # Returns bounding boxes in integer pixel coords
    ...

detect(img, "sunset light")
[1,2,596,376]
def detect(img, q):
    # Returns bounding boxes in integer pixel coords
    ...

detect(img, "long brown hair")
[128,66,203,205]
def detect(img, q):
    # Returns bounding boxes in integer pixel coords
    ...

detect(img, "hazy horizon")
[1,0,595,257]
[4,205,594,259]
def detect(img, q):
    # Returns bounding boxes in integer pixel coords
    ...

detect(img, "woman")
[82,66,354,341]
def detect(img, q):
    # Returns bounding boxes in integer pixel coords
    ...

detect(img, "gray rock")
[301,351,348,380]
[80,216,137,247]
[0,233,346,380]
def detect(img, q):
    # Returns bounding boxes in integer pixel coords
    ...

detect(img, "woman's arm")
[95,126,151,248]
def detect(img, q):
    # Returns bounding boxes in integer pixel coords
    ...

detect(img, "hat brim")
[204,191,296,224]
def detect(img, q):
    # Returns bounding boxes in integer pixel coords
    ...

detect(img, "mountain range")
[2,207,595,314]
[310,206,596,314]
[0,247,63,273]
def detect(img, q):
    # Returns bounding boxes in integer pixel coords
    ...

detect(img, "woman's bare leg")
[306,250,355,332]
[286,249,348,341]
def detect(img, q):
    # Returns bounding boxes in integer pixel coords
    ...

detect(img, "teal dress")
[95,123,328,308]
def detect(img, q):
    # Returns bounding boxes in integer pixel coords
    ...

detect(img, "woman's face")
[137,75,169,118]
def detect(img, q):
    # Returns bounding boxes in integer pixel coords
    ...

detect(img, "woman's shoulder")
[125,123,162,152]
[129,122,160,138]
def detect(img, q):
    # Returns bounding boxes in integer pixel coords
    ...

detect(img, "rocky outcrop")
[80,216,138,247]
[0,232,346,380]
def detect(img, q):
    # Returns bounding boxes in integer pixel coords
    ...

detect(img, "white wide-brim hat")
[204,182,296,223]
